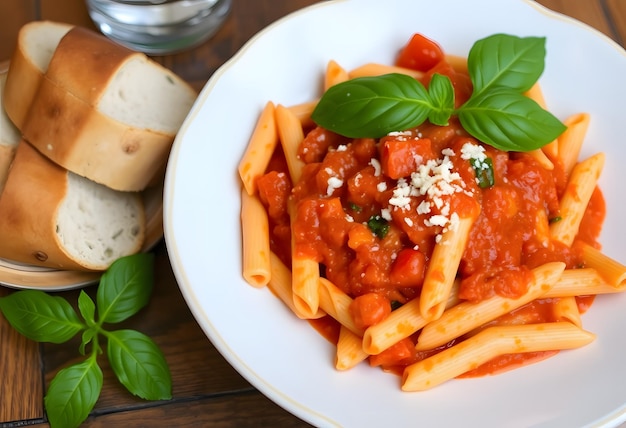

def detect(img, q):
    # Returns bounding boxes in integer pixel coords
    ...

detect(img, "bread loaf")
[3,21,72,129]
[4,21,197,191]
[0,140,145,271]
[0,72,20,194]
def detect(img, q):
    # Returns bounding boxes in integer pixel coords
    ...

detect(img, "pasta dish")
[237,32,625,391]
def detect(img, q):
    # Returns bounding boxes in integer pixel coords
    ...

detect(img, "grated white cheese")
[370,158,382,177]
[381,208,392,221]
[377,182,388,192]
[326,176,343,196]
[383,150,472,239]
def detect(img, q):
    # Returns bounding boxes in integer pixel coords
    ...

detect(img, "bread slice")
[46,26,194,134]
[3,21,72,129]
[5,22,197,191]
[0,140,145,271]
[0,72,20,194]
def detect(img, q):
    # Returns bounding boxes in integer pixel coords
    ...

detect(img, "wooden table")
[0,0,624,426]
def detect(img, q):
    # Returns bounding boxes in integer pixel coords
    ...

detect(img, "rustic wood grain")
[606,0,626,44]
[536,0,614,37]
[0,0,622,427]
[0,288,45,423]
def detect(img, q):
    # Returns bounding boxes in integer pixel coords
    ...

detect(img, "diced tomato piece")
[256,171,291,220]
[396,33,445,72]
[369,338,417,367]
[350,293,391,330]
[389,248,426,287]
[379,137,435,179]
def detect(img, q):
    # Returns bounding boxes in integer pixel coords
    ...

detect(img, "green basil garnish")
[368,215,390,239]
[470,157,495,189]
[311,34,567,152]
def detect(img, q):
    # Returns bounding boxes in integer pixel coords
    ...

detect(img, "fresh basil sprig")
[311,34,567,152]
[0,253,170,428]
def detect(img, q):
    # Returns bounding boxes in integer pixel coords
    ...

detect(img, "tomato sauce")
[254,37,606,379]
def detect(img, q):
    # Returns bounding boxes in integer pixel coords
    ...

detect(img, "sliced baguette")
[5,21,197,191]
[0,140,145,271]
[3,21,72,129]
[22,73,175,192]
[0,72,20,194]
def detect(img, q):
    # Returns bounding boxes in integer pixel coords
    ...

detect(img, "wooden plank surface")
[606,0,626,44]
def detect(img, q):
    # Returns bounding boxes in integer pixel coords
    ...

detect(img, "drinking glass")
[85,0,232,55]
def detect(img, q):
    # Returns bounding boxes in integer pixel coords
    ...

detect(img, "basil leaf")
[468,34,546,94]
[367,215,390,239]
[311,73,433,138]
[426,73,455,125]
[458,88,567,151]
[78,290,96,326]
[97,253,154,324]
[44,357,103,428]
[0,290,83,343]
[106,329,172,400]
[470,157,495,188]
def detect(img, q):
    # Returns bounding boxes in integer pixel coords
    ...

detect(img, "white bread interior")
[4,22,197,191]
[3,21,72,128]
[0,140,145,271]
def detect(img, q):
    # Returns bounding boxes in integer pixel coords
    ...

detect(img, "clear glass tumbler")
[85,0,232,55]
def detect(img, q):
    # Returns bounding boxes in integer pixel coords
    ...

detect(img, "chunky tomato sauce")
[254,35,606,378]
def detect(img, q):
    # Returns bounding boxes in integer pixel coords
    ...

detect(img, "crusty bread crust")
[4,21,197,191]
[0,140,86,270]
[22,75,174,191]
[45,26,138,104]
[0,140,145,271]
[3,21,72,129]
[0,145,15,194]
[0,72,20,194]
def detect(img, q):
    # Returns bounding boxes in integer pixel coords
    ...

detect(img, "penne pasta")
[445,55,467,73]
[324,59,350,90]
[543,268,619,297]
[524,83,557,160]
[348,62,423,79]
[362,281,460,355]
[550,152,605,246]
[238,101,278,195]
[288,100,317,129]
[318,277,362,335]
[267,252,324,319]
[240,189,271,287]
[557,113,591,176]
[552,297,582,327]
[415,262,565,350]
[291,255,322,319]
[335,326,369,371]
[526,148,554,170]
[275,104,306,184]
[420,214,476,321]
[580,243,626,289]
[402,322,595,391]
[240,32,624,392]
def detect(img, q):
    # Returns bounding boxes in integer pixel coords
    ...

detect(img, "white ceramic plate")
[164,0,626,426]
